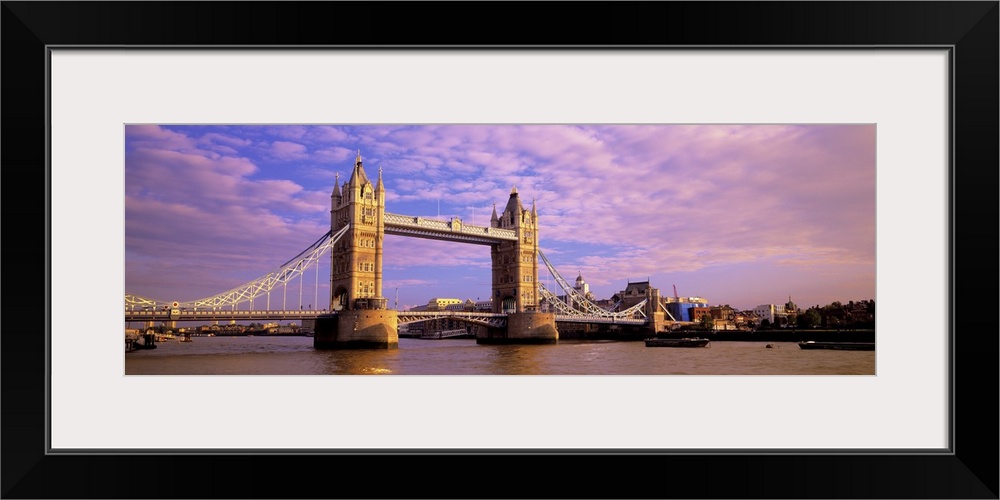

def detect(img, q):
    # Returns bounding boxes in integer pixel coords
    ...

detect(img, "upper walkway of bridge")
[383,212,516,245]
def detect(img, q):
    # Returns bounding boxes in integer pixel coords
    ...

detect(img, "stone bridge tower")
[316,151,396,349]
[490,187,539,314]
[329,151,387,311]
[478,187,557,344]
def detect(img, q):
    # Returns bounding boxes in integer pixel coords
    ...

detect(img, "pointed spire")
[531,197,537,217]
[504,183,523,216]
[348,149,369,187]
[491,202,498,221]
[332,172,342,198]
[376,164,385,191]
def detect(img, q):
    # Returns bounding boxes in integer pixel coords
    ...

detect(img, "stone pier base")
[313,310,399,349]
[477,311,558,345]
[647,311,667,336]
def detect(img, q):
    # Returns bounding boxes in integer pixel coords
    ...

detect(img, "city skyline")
[125,124,876,312]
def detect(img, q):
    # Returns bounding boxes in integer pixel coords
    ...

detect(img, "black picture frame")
[3,2,997,498]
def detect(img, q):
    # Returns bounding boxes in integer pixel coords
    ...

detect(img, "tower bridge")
[126,151,670,349]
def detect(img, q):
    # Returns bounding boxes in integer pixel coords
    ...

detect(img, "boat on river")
[797,341,875,351]
[645,337,710,348]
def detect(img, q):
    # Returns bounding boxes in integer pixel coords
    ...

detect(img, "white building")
[753,304,787,325]
[561,273,596,307]
[409,298,462,311]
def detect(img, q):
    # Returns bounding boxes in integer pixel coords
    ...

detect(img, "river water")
[124,336,875,375]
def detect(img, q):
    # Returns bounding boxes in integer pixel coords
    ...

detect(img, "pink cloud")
[269,141,308,160]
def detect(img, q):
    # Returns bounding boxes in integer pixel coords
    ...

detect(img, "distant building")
[663,296,709,322]
[691,306,712,323]
[592,298,617,310]
[732,310,759,330]
[784,296,799,323]
[426,298,463,310]
[572,273,594,301]
[814,299,875,327]
[754,302,797,326]
[844,300,875,324]
[408,298,462,312]
[444,299,476,312]
[553,273,598,312]
[611,280,651,310]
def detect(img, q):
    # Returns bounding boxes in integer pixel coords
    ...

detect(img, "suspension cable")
[536,250,647,318]
[126,225,349,310]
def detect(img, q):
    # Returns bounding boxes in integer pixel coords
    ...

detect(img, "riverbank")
[660,329,875,343]
[556,328,875,342]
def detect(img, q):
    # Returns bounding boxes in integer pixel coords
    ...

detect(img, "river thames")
[124,336,875,375]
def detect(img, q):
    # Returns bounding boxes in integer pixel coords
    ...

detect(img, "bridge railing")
[396,310,507,327]
[125,309,329,322]
[126,309,328,316]
[554,314,647,325]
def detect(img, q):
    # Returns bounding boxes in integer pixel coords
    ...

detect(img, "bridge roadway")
[125,309,648,326]
[396,310,508,328]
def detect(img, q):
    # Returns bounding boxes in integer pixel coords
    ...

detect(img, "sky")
[124,124,876,312]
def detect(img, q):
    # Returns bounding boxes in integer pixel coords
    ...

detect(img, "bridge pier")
[313,309,399,349]
[477,311,558,345]
[647,311,668,336]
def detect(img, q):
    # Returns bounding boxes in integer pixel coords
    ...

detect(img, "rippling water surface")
[125,336,875,375]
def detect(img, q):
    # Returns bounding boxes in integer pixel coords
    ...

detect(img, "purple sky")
[125,124,876,312]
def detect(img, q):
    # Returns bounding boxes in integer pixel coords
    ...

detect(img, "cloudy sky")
[124,124,876,312]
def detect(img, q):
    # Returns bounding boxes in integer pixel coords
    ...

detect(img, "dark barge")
[797,341,875,351]
[645,338,710,348]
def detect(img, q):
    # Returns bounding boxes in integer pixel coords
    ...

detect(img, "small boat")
[419,329,473,340]
[798,341,875,351]
[645,337,710,348]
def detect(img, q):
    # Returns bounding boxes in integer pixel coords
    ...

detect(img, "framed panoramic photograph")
[121,122,877,376]
[5,2,997,499]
